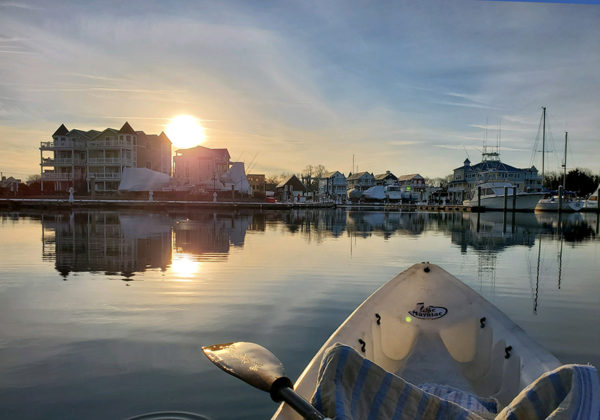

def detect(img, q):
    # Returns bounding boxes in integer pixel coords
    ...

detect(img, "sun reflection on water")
[170,253,202,280]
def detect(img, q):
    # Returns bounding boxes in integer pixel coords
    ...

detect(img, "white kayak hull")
[272,263,560,419]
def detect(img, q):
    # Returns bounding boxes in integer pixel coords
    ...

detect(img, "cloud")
[0,2,42,10]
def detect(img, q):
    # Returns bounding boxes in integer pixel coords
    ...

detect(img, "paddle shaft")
[275,386,328,420]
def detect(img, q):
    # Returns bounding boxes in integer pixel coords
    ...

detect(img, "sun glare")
[165,115,206,149]
[171,253,201,280]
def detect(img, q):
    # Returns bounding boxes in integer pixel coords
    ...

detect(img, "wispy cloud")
[0,2,43,10]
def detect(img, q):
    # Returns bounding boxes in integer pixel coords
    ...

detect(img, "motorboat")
[462,182,544,210]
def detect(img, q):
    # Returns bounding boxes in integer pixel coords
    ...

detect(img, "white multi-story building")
[447,156,541,204]
[40,122,171,193]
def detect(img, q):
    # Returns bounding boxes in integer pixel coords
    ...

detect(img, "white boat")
[362,185,386,201]
[535,195,583,212]
[273,263,562,419]
[362,185,404,202]
[462,182,544,210]
[585,184,599,209]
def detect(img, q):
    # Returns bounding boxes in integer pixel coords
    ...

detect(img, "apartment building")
[40,122,171,193]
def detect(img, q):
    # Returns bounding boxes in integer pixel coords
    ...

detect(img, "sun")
[165,115,206,149]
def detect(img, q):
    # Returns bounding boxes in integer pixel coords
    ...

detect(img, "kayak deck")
[272,263,560,420]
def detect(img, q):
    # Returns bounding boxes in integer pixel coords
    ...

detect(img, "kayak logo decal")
[408,302,447,319]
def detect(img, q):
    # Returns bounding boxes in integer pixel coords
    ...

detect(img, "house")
[247,174,266,197]
[317,171,347,201]
[275,175,308,202]
[0,176,21,194]
[447,157,541,204]
[172,145,231,188]
[346,171,375,191]
[397,174,427,201]
[39,122,172,193]
[374,171,398,186]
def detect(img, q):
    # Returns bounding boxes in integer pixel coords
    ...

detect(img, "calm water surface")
[0,209,599,419]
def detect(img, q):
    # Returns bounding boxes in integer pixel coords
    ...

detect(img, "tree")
[265,173,290,191]
[544,168,599,196]
[27,174,41,183]
[301,164,327,192]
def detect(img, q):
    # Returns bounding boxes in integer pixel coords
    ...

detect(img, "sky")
[1,0,599,179]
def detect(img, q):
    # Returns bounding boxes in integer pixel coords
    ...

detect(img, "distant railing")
[40,140,84,149]
[41,172,73,181]
[87,172,121,180]
[41,157,86,165]
[88,139,133,149]
[87,157,128,165]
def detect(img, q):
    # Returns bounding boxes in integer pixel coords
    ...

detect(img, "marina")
[0,208,598,419]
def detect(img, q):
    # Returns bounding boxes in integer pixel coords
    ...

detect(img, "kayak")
[272,262,562,419]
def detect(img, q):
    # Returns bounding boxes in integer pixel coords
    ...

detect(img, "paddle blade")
[202,342,286,392]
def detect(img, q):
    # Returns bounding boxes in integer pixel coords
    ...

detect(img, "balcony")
[41,157,86,166]
[41,172,73,181]
[87,139,133,149]
[40,140,84,150]
[87,157,129,165]
[87,172,121,180]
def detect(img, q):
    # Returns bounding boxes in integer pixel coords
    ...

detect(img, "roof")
[276,175,308,191]
[453,159,537,173]
[175,145,230,158]
[347,171,372,181]
[321,170,343,178]
[53,124,69,137]
[397,173,423,181]
[374,172,397,180]
[119,121,136,135]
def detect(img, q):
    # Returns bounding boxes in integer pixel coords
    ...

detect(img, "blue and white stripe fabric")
[310,343,599,420]
[495,363,599,419]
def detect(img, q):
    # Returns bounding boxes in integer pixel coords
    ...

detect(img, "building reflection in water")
[40,209,596,290]
[172,212,252,261]
[42,211,173,280]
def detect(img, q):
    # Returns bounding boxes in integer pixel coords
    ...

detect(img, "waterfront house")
[173,145,230,188]
[396,173,427,201]
[0,176,21,194]
[447,157,542,204]
[374,171,398,186]
[347,171,375,191]
[40,122,171,194]
[275,175,308,202]
[317,171,347,201]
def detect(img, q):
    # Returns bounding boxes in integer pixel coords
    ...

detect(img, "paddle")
[202,342,329,420]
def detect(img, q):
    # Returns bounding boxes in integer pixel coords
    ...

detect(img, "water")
[0,209,598,419]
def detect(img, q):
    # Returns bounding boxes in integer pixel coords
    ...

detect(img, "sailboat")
[585,183,599,209]
[535,129,582,212]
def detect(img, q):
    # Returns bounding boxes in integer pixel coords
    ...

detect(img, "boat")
[272,262,563,419]
[362,185,404,202]
[535,131,583,212]
[534,194,583,212]
[462,182,544,210]
[585,184,599,209]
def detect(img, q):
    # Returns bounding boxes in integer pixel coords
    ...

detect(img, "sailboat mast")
[563,131,568,189]
[542,107,546,188]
